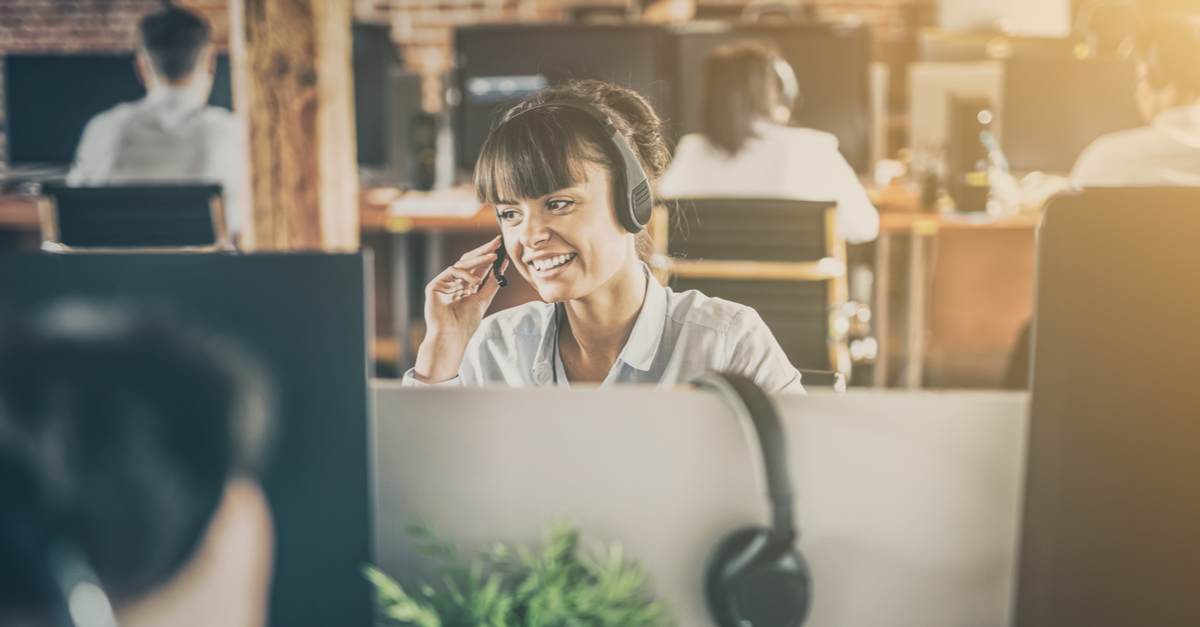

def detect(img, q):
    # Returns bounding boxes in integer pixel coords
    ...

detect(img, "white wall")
[372,386,1029,627]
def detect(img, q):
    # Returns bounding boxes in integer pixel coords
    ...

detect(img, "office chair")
[661,198,850,375]
[38,183,228,252]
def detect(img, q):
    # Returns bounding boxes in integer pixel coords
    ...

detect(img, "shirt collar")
[530,261,666,383]
[617,261,666,372]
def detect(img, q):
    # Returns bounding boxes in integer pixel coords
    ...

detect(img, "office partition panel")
[0,252,373,627]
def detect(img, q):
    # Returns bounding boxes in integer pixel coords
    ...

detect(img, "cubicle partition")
[0,252,374,627]
[1016,189,1200,626]
[373,386,1028,627]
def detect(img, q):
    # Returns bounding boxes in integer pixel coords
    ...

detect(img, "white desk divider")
[372,385,1028,627]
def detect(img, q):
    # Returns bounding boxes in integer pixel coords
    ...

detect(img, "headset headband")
[692,371,796,539]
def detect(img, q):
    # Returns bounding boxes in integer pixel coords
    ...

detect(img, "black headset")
[692,371,812,627]
[483,99,654,289]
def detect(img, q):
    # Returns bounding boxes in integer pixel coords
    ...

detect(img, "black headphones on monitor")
[483,99,654,289]
[692,371,813,627]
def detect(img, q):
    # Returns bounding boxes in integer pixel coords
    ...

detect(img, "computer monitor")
[908,61,1003,158]
[673,22,873,173]
[1018,188,1200,626]
[6,33,400,172]
[453,23,676,171]
[1000,57,1143,174]
[3,53,233,167]
[0,252,373,627]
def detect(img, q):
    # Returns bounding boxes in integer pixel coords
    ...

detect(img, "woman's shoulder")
[665,287,764,334]
[767,123,840,149]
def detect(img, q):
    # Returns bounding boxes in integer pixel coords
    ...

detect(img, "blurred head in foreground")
[0,302,276,627]
[1134,13,1200,121]
[136,5,216,99]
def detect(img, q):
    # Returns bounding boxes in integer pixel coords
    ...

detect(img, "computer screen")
[3,53,233,167]
[454,24,675,171]
[673,23,873,173]
[1000,57,1143,174]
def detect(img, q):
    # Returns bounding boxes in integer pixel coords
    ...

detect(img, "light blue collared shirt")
[405,262,805,393]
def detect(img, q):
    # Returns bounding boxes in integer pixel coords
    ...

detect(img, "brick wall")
[0,0,934,162]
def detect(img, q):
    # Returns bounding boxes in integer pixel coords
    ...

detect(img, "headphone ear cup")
[705,526,812,627]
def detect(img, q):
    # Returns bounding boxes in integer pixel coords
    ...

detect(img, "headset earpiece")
[706,526,812,627]
[692,372,812,627]
[772,56,802,117]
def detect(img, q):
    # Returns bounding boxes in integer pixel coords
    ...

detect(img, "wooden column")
[228,0,358,251]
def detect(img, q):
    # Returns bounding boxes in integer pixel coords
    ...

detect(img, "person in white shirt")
[657,41,879,244]
[406,80,804,392]
[1071,13,1200,188]
[67,6,244,241]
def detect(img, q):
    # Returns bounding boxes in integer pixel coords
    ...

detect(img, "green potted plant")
[366,520,673,627]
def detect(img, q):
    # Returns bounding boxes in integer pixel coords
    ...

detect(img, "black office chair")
[38,183,228,252]
[661,198,849,374]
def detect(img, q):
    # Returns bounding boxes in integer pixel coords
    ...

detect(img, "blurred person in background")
[1071,13,1200,186]
[656,41,879,244]
[0,302,275,627]
[67,5,244,242]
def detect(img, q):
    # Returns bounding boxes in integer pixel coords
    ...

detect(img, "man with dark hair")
[1071,13,1200,186]
[68,5,244,241]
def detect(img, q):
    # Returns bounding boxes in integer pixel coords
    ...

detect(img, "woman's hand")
[413,235,507,383]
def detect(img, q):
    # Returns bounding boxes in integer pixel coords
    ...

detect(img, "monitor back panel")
[0,252,373,627]
[1017,189,1200,625]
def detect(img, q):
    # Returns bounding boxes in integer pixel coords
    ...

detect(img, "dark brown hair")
[139,6,212,82]
[699,41,786,155]
[475,80,670,264]
[1138,13,1200,98]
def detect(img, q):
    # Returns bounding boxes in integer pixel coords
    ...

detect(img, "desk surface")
[879,211,1040,234]
[0,195,39,229]
[5,189,1043,236]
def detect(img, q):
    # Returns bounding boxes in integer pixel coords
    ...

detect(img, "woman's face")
[495,161,637,304]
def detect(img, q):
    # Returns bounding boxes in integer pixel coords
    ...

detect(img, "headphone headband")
[692,371,796,538]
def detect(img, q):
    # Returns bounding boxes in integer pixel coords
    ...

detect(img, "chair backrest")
[1017,187,1200,627]
[664,197,835,262]
[662,198,844,372]
[39,183,226,252]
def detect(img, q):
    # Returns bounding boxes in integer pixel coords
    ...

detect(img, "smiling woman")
[404,80,804,392]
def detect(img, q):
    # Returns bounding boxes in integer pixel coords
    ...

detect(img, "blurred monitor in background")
[453,23,675,172]
[1000,56,1142,174]
[657,41,879,244]
[939,0,1071,37]
[1070,13,1200,187]
[65,6,244,241]
[0,302,276,627]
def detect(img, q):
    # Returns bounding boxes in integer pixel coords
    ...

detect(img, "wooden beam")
[227,0,358,251]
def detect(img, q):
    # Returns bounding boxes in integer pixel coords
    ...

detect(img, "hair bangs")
[475,108,610,205]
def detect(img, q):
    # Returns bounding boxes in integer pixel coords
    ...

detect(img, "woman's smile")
[527,252,577,275]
